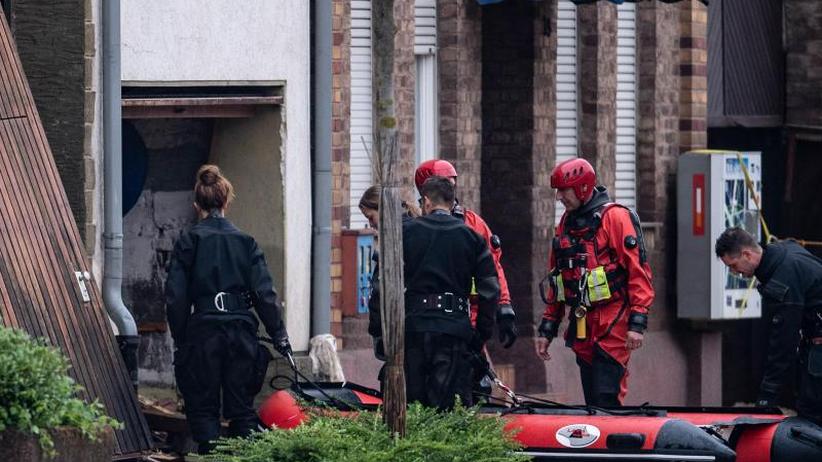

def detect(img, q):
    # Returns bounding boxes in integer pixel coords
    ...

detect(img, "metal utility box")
[341,229,376,316]
[677,150,762,320]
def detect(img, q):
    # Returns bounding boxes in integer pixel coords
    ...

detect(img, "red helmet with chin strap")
[415,159,458,192]
[550,157,597,203]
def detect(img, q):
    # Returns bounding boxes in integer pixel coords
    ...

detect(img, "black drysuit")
[755,240,822,424]
[402,210,499,409]
[165,215,288,450]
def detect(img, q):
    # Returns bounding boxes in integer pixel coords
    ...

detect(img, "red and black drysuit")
[540,187,654,406]
[452,203,517,345]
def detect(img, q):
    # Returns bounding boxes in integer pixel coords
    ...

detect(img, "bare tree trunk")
[373,0,407,437]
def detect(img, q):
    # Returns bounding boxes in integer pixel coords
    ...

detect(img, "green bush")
[0,325,122,455]
[203,402,531,462]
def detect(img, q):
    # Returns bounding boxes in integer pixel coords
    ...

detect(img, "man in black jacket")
[403,176,500,409]
[716,227,822,425]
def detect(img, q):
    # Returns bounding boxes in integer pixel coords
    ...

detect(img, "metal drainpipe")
[311,0,332,337]
[103,0,139,387]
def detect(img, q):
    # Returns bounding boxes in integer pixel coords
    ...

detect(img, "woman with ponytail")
[165,164,290,454]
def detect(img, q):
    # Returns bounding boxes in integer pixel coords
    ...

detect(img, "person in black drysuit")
[358,185,420,391]
[716,227,822,425]
[165,165,291,454]
[402,176,500,409]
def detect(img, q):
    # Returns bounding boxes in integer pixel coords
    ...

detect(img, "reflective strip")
[587,266,612,302]
[555,275,566,302]
[471,277,477,296]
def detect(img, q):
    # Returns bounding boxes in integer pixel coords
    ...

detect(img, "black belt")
[194,292,254,314]
[407,293,469,314]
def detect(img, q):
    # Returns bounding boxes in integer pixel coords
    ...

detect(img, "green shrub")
[203,402,531,462]
[0,325,122,455]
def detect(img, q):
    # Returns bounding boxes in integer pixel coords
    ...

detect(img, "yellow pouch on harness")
[586,266,612,302]
[554,275,566,303]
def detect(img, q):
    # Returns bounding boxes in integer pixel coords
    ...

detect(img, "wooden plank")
[0,117,113,427]
[123,104,257,119]
[122,96,282,119]
[0,9,152,455]
[122,96,283,106]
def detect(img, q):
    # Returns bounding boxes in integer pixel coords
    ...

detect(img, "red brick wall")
[330,0,351,341]
[679,0,708,151]
[391,0,417,186]
[438,0,483,210]
[577,2,618,193]
[478,0,557,393]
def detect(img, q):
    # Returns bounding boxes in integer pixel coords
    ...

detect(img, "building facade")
[10,0,822,408]
[332,0,717,406]
[8,0,312,387]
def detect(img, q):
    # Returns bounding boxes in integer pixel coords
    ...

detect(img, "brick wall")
[679,0,708,151]
[390,0,417,187]
[11,0,89,245]
[785,0,822,126]
[637,2,680,225]
[636,0,681,334]
[438,0,482,210]
[480,0,556,393]
[577,2,617,192]
[330,0,351,341]
[530,0,557,332]
[83,0,96,257]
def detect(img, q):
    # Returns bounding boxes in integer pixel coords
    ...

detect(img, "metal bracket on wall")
[74,271,91,303]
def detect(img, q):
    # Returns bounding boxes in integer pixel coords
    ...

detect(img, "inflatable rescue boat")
[258,381,822,462]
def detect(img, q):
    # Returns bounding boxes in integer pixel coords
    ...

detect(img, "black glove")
[538,318,559,339]
[496,304,518,348]
[274,338,293,358]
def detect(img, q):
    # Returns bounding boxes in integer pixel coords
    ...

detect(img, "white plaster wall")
[120,0,312,350]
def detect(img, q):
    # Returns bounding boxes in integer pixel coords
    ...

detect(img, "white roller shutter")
[555,1,578,224]
[350,1,438,228]
[415,0,438,165]
[414,0,437,55]
[350,0,373,229]
[615,3,637,210]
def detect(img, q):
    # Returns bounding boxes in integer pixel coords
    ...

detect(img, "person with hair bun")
[165,164,290,454]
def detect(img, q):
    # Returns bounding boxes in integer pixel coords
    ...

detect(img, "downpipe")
[103,0,139,387]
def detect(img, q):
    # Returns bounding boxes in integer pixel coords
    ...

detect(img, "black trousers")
[174,320,264,452]
[405,332,472,410]
[798,345,822,425]
[577,346,625,407]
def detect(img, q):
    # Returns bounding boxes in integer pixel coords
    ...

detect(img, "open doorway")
[782,135,822,259]
[120,87,285,387]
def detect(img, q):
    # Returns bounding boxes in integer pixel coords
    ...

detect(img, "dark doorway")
[782,137,822,259]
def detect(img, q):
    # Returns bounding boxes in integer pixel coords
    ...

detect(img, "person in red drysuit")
[536,157,654,407]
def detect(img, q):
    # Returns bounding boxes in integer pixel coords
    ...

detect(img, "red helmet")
[550,158,597,203]
[415,159,458,192]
